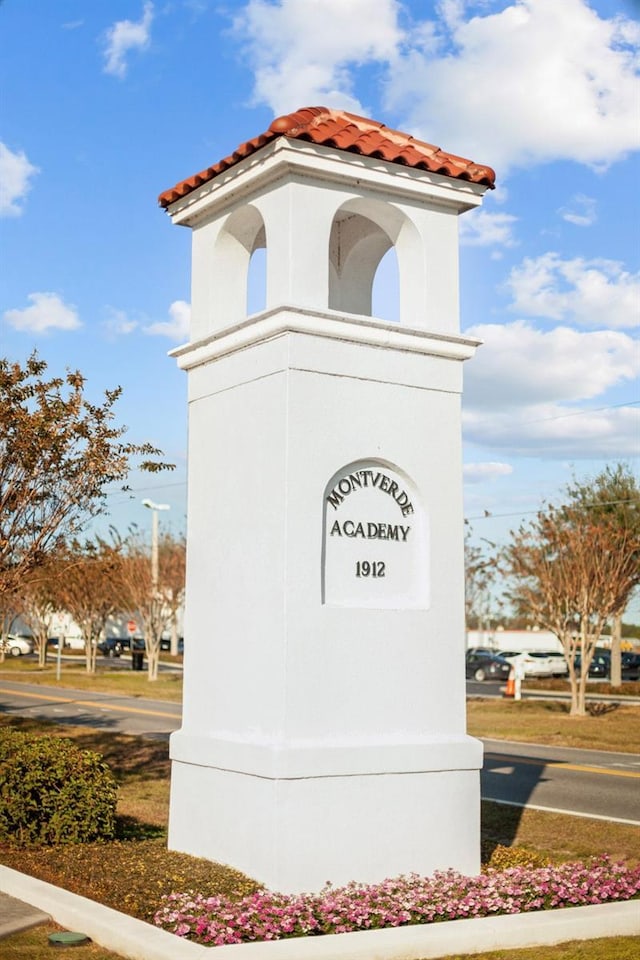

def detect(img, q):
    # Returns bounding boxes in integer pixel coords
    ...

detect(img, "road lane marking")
[483,797,640,827]
[485,752,640,779]
[0,687,179,721]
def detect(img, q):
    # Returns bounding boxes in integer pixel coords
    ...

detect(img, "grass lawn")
[467,696,640,754]
[436,940,640,960]
[2,924,125,960]
[0,656,183,702]
[2,712,639,892]
[3,929,639,960]
[1,666,638,958]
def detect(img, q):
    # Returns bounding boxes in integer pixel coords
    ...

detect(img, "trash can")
[131,651,144,671]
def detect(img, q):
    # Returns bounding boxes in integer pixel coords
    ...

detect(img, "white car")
[542,651,569,676]
[499,650,556,678]
[3,634,35,657]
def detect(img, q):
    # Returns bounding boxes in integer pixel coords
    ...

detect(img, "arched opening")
[371,247,400,323]
[328,211,391,316]
[212,205,266,326]
[247,245,266,315]
[328,199,413,322]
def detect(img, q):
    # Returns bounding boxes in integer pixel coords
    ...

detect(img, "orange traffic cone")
[504,668,515,698]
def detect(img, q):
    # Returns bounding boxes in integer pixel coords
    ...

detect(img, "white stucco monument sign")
[159,107,495,892]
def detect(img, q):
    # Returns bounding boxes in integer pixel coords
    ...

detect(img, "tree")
[118,529,185,681]
[0,353,172,599]
[14,558,61,667]
[0,592,21,663]
[56,537,124,674]
[464,525,496,636]
[501,482,640,716]
[563,464,640,686]
[158,532,186,656]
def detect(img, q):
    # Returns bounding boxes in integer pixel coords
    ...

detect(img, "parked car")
[465,651,511,682]
[594,651,640,682]
[159,637,184,654]
[542,651,569,676]
[98,638,125,658]
[499,650,556,678]
[115,637,145,652]
[3,634,34,657]
[621,652,640,681]
[574,653,609,678]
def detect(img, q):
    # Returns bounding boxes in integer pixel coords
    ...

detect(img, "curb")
[1,866,639,960]
[494,686,640,705]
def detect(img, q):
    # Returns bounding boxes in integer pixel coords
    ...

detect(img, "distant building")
[467,628,563,653]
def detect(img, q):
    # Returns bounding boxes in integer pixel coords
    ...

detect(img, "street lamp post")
[142,499,171,591]
[142,499,170,663]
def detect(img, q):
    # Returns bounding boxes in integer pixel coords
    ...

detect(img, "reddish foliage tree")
[0,353,172,600]
[502,499,639,715]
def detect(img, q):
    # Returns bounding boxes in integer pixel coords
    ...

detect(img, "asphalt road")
[467,679,511,698]
[482,738,640,825]
[1,679,639,824]
[0,679,181,739]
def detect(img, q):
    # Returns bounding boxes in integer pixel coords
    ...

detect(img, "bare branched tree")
[13,558,62,667]
[464,525,496,639]
[56,538,125,674]
[563,464,640,686]
[118,529,185,680]
[158,532,186,657]
[0,592,21,663]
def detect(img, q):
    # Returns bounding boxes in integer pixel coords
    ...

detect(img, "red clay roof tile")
[158,106,495,208]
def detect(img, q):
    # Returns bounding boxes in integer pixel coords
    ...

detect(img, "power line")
[105,480,187,507]
[507,400,640,426]
[465,497,639,523]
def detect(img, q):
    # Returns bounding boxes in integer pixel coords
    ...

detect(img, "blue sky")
[1,0,639,613]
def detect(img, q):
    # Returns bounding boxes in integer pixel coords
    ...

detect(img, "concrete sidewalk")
[0,890,50,939]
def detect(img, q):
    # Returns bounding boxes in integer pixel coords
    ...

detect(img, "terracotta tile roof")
[158,106,495,208]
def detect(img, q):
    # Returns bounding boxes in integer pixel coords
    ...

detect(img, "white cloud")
[506,253,640,329]
[143,300,190,341]
[463,401,640,459]
[386,0,640,173]
[103,1,154,79]
[459,210,517,247]
[464,461,514,483]
[104,307,138,336]
[0,142,39,217]
[233,0,403,114]
[464,320,638,409]
[559,193,597,227]
[4,292,81,333]
[462,320,639,458]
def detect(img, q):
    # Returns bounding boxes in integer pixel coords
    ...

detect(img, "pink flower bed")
[153,855,640,947]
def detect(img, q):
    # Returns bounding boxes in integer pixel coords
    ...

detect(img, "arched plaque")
[322,460,429,609]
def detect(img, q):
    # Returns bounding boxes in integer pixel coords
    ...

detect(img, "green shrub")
[0,729,117,845]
